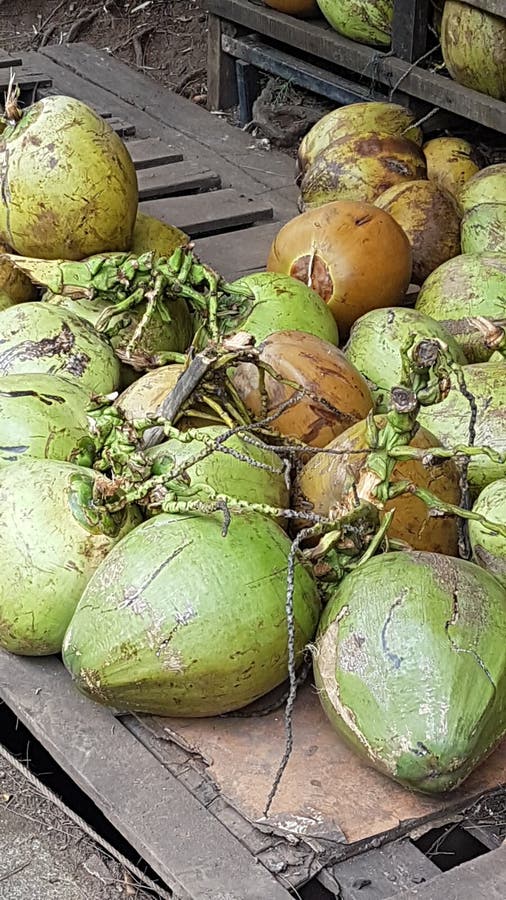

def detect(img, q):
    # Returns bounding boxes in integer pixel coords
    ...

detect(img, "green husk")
[0,374,95,466]
[460,203,506,255]
[315,0,393,46]
[314,551,506,793]
[62,510,320,716]
[469,479,506,586]
[0,459,140,655]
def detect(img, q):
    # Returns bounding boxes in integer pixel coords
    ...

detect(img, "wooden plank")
[0,57,22,68]
[205,0,506,132]
[137,162,221,200]
[107,116,136,137]
[392,0,430,62]
[222,33,381,105]
[323,839,440,898]
[207,13,239,110]
[126,137,184,168]
[195,221,282,279]
[140,188,273,237]
[37,44,301,211]
[0,650,292,900]
[0,67,52,93]
[392,841,506,899]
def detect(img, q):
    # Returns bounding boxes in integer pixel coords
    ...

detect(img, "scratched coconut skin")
[0,303,120,394]
[314,551,506,793]
[0,373,94,466]
[63,510,320,717]
[418,361,506,494]
[469,479,506,588]
[0,95,138,260]
[0,459,140,656]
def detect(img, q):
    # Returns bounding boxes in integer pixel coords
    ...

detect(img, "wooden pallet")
[0,42,505,900]
[206,0,506,135]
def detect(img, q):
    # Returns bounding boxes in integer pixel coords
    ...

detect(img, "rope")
[0,741,172,900]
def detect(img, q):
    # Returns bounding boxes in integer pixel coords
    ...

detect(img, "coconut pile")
[0,84,506,802]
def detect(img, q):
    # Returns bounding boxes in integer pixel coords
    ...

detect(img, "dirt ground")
[0,0,208,100]
[0,752,161,900]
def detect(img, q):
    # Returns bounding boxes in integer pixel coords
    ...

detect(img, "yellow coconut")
[375,180,461,284]
[299,131,427,210]
[441,1,506,100]
[297,101,423,175]
[130,212,188,257]
[423,136,480,201]
[458,163,506,214]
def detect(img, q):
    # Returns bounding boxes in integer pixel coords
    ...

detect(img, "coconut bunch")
[2,87,506,807]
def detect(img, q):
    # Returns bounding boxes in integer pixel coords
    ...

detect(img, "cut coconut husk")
[344,307,467,411]
[461,203,506,255]
[295,416,461,554]
[232,329,373,447]
[62,509,320,717]
[130,212,188,257]
[469,478,506,587]
[0,458,140,656]
[422,136,481,201]
[297,101,423,175]
[415,255,506,362]
[299,131,427,210]
[418,360,506,494]
[375,180,461,284]
[459,163,506,214]
[0,289,16,311]
[0,94,138,260]
[314,551,506,793]
[267,201,412,339]
[316,0,393,46]
[0,302,120,394]
[441,1,506,101]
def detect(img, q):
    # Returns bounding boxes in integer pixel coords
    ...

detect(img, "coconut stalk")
[2,246,254,347]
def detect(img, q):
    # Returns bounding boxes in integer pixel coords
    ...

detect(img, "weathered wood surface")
[196,221,282,278]
[143,682,506,852]
[0,66,52,93]
[206,0,506,132]
[207,13,239,110]
[391,841,506,899]
[140,188,273,236]
[392,0,429,62]
[137,162,221,200]
[127,137,184,168]
[461,0,505,16]
[0,650,292,900]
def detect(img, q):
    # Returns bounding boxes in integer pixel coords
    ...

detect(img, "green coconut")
[62,510,320,716]
[441,2,506,101]
[459,164,506,214]
[0,303,120,393]
[415,255,506,362]
[0,459,140,655]
[297,101,423,175]
[0,95,138,260]
[344,307,467,410]
[0,374,95,466]
[316,0,393,46]
[222,271,340,345]
[469,479,506,587]
[146,425,289,510]
[461,203,506,256]
[418,360,506,494]
[314,550,506,793]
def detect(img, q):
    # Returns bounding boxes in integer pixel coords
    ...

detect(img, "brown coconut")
[295,417,461,554]
[375,180,461,284]
[298,131,427,210]
[232,329,373,448]
[267,200,413,339]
